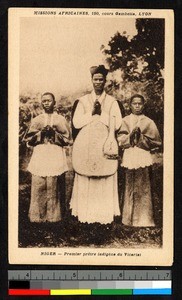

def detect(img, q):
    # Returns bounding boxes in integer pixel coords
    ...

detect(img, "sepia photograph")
[9,8,174,265]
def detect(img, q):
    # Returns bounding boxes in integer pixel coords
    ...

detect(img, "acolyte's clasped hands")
[41,125,55,142]
[130,127,141,147]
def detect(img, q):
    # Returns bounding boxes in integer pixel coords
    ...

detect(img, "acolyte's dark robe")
[26,112,70,222]
[117,114,162,227]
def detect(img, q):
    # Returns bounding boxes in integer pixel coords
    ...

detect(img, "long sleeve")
[54,117,70,146]
[117,116,162,152]
[100,101,122,130]
[25,117,42,146]
[26,113,70,147]
[110,101,122,130]
[19,123,29,145]
[117,119,131,149]
[137,120,162,151]
[73,101,93,129]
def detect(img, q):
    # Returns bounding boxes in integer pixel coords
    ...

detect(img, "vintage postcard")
[9,8,174,265]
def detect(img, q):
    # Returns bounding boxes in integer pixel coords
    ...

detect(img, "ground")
[18,147,163,249]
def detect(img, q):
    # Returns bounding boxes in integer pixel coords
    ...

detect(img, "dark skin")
[129,97,145,146]
[91,73,106,116]
[92,73,106,95]
[41,94,56,142]
[41,94,55,113]
[130,127,141,147]
[27,93,70,147]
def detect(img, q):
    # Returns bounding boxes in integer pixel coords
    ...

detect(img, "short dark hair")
[130,94,145,105]
[42,92,55,104]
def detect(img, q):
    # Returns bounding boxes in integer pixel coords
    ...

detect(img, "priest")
[70,65,122,224]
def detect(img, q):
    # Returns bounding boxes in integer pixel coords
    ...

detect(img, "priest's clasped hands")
[92,101,101,115]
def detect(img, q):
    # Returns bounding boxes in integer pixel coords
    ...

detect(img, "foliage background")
[19,18,164,248]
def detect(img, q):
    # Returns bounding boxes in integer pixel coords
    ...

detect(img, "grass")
[18,148,163,248]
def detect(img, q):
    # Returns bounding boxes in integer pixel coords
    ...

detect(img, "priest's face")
[41,94,55,113]
[130,97,144,115]
[92,73,106,95]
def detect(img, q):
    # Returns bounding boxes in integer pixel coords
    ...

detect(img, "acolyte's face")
[130,97,144,115]
[41,95,54,112]
[92,73,106,94]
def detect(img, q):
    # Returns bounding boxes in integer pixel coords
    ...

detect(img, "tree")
[103,19,165,136]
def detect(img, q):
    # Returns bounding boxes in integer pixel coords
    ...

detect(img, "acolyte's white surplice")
[70,91,122,224]
[117,113,162,227]
[26,112,70,223]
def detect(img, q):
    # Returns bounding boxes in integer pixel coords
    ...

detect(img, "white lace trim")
[122,146,153,169]
[28,144,68,177]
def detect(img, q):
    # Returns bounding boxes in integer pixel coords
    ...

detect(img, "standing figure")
[26,92,70,222]
[70,65,122,224]
[117,94,162,227]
